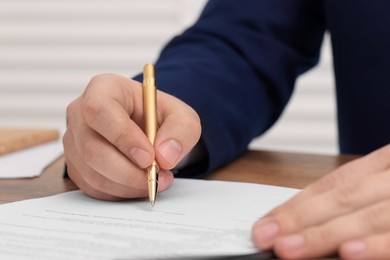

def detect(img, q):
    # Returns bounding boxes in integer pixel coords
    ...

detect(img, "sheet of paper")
[0,140,63,178]
[0,179,299,259]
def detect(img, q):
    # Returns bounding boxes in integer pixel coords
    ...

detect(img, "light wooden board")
[0,128,59,155]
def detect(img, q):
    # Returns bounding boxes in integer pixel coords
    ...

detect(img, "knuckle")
[111,121,130,147]
[89,73,112,85]
[311,173,339,194]
[332,183,357,208]
[362,203,388,232]
[81,97,102,124]
[280,211,306,233]
[87,73,121,92]
[113,130,126,147]
[66,100,78,126]
[66,101,75,119]
[315,227,335,246]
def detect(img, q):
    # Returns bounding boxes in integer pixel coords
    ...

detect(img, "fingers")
[80,74,154,168]
[273,198,390,259]
[73,125,148,189]
[155,91,202,170]
[255,168,390,246]
[269,144,390,216]
[67,153,174,200]
[251,145,390,259]
[63,118,174,200]
[63,131,123,201]
[340,232,390,259]
[65,158,120,201]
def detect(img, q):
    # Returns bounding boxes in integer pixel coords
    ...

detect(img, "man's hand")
[252,144,390,259]
[63,74,201,201]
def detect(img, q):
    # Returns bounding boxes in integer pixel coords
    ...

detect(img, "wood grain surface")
[0,150,359,205]
[206,150,358,189]
[0,128,59,155]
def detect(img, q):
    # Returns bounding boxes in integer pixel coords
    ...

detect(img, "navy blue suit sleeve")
[134,0,325,176]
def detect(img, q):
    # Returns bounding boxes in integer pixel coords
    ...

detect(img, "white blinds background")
[0,0,337,154]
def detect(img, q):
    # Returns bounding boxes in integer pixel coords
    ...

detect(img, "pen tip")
[147,165,158,207]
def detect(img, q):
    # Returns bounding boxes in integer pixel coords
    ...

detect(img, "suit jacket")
[134,0,390,176]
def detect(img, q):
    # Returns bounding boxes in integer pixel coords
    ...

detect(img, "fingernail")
[278,234,304,251]
[158,139,182,166]
[253,219,279,248]
[343,240,367,258]
[130,147,151,168]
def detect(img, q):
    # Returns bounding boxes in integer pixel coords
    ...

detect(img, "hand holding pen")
[62,72,201,201]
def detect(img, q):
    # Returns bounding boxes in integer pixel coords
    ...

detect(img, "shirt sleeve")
[133,0,326,177]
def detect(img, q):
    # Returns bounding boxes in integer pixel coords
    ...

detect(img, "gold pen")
[143,64,159,206]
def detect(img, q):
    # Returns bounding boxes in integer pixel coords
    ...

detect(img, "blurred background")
[0,0,337,155]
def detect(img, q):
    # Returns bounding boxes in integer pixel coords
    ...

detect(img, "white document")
[0,179,299,259]
[0,140,63,178]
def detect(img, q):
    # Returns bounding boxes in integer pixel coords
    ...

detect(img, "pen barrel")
[143,64,158,145]
[143,64,159,206]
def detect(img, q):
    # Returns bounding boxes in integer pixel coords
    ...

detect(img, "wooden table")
[0,150,358,205]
